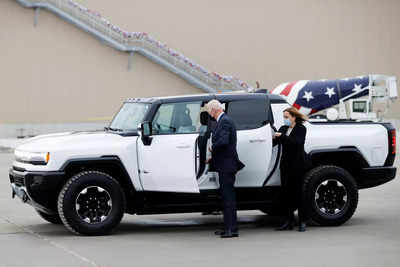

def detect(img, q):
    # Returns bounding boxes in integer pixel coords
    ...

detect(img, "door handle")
[176,144,190,149]
[249,139,266,143]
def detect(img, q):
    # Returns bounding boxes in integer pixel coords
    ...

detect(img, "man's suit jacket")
[211,113,245,173]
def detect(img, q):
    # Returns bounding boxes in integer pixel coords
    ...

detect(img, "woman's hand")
[273,132,282,139]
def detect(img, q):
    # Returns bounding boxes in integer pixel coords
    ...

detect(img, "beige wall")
[1,0,399,123]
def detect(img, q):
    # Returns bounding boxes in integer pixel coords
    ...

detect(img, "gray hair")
[206,99,224,113]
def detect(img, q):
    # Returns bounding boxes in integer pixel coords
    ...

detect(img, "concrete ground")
[0,152,399,267]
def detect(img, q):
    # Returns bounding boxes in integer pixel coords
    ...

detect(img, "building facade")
[1,0,399,125]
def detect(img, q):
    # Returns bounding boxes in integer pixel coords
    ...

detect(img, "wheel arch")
[309,147,369,187]
[60,156,137,214]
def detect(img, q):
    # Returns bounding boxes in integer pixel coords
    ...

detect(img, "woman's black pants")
[281,171,308,223]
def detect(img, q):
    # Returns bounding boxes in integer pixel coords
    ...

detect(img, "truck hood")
[16,131,126,152]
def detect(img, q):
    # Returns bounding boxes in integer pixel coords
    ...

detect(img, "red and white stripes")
[271,80,317,115]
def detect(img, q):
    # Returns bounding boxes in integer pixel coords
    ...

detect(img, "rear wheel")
[57,171,125,235]
[36,210,63,224]
[303,165,358,226]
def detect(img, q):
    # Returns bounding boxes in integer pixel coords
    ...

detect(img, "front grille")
[13,176,25,186]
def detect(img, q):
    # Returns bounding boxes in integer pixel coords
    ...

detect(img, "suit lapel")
[214,113,224,133]
[212,113,225,142]
[216,113,225,127]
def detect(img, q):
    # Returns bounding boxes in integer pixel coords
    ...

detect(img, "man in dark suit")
[206,100,245,238]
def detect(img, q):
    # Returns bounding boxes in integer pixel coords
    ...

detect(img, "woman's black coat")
[274,123,309,177]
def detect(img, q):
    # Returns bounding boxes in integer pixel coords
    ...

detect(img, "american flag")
[271,76,370,114]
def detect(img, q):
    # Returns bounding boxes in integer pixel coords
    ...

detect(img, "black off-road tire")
[303,165,358,226]
[36,210,63,224]
[57,171,125,235]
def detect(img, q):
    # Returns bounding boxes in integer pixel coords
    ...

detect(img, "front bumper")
[358,166,397,189]
[9,167,66,214]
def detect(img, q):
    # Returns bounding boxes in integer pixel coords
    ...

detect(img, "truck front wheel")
[57,171,125,235]
[303,165,358,226]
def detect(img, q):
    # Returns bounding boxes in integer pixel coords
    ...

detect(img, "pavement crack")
[1,217,103,267]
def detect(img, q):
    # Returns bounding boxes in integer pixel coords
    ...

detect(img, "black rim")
[315,179,348,216]
[75,186,112,224]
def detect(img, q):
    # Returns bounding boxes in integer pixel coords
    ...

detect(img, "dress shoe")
[298,222,307,232]
[275,220,294,231]
[220,231,239,238]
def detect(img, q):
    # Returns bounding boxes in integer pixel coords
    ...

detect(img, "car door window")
[152,102,202,134]
[226,100,268,130]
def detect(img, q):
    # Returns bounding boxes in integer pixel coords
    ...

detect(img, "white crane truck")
[270,74,398,122]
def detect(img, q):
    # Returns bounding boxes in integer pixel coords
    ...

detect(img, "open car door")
[137,101,203,193]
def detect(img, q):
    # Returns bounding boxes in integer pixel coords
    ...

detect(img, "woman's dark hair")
[283,107,308,124]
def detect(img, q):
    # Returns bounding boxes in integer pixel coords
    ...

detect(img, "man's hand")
[273,132,282,139]
[205,158,212,164]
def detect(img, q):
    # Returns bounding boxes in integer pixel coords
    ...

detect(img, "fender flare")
[308,147,370,168]
[60,156,138,212]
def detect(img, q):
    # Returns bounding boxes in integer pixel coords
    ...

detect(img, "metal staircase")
[16,0,253,93]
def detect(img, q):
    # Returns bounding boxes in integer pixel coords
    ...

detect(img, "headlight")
[14,150,50,165]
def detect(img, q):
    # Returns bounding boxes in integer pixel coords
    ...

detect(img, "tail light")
[391,129,396,155]
[384,126,396,166]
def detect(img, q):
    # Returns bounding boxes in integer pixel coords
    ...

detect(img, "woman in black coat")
[273,107,309,232]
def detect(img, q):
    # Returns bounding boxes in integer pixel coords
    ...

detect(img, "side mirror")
[140,121,153,145]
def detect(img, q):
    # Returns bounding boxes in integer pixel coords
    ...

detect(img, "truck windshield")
[109,102,150,131]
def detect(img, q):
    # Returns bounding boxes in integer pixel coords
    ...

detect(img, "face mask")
[283,118,291,126]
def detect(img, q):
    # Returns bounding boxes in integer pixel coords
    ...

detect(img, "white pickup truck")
[9,93,397,235]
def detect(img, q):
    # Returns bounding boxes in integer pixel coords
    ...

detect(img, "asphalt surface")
[0,152,399,267]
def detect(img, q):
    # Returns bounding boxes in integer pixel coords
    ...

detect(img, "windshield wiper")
[104,127,123,132]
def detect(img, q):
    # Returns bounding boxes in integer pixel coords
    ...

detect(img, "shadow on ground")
[24,212,376,238]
